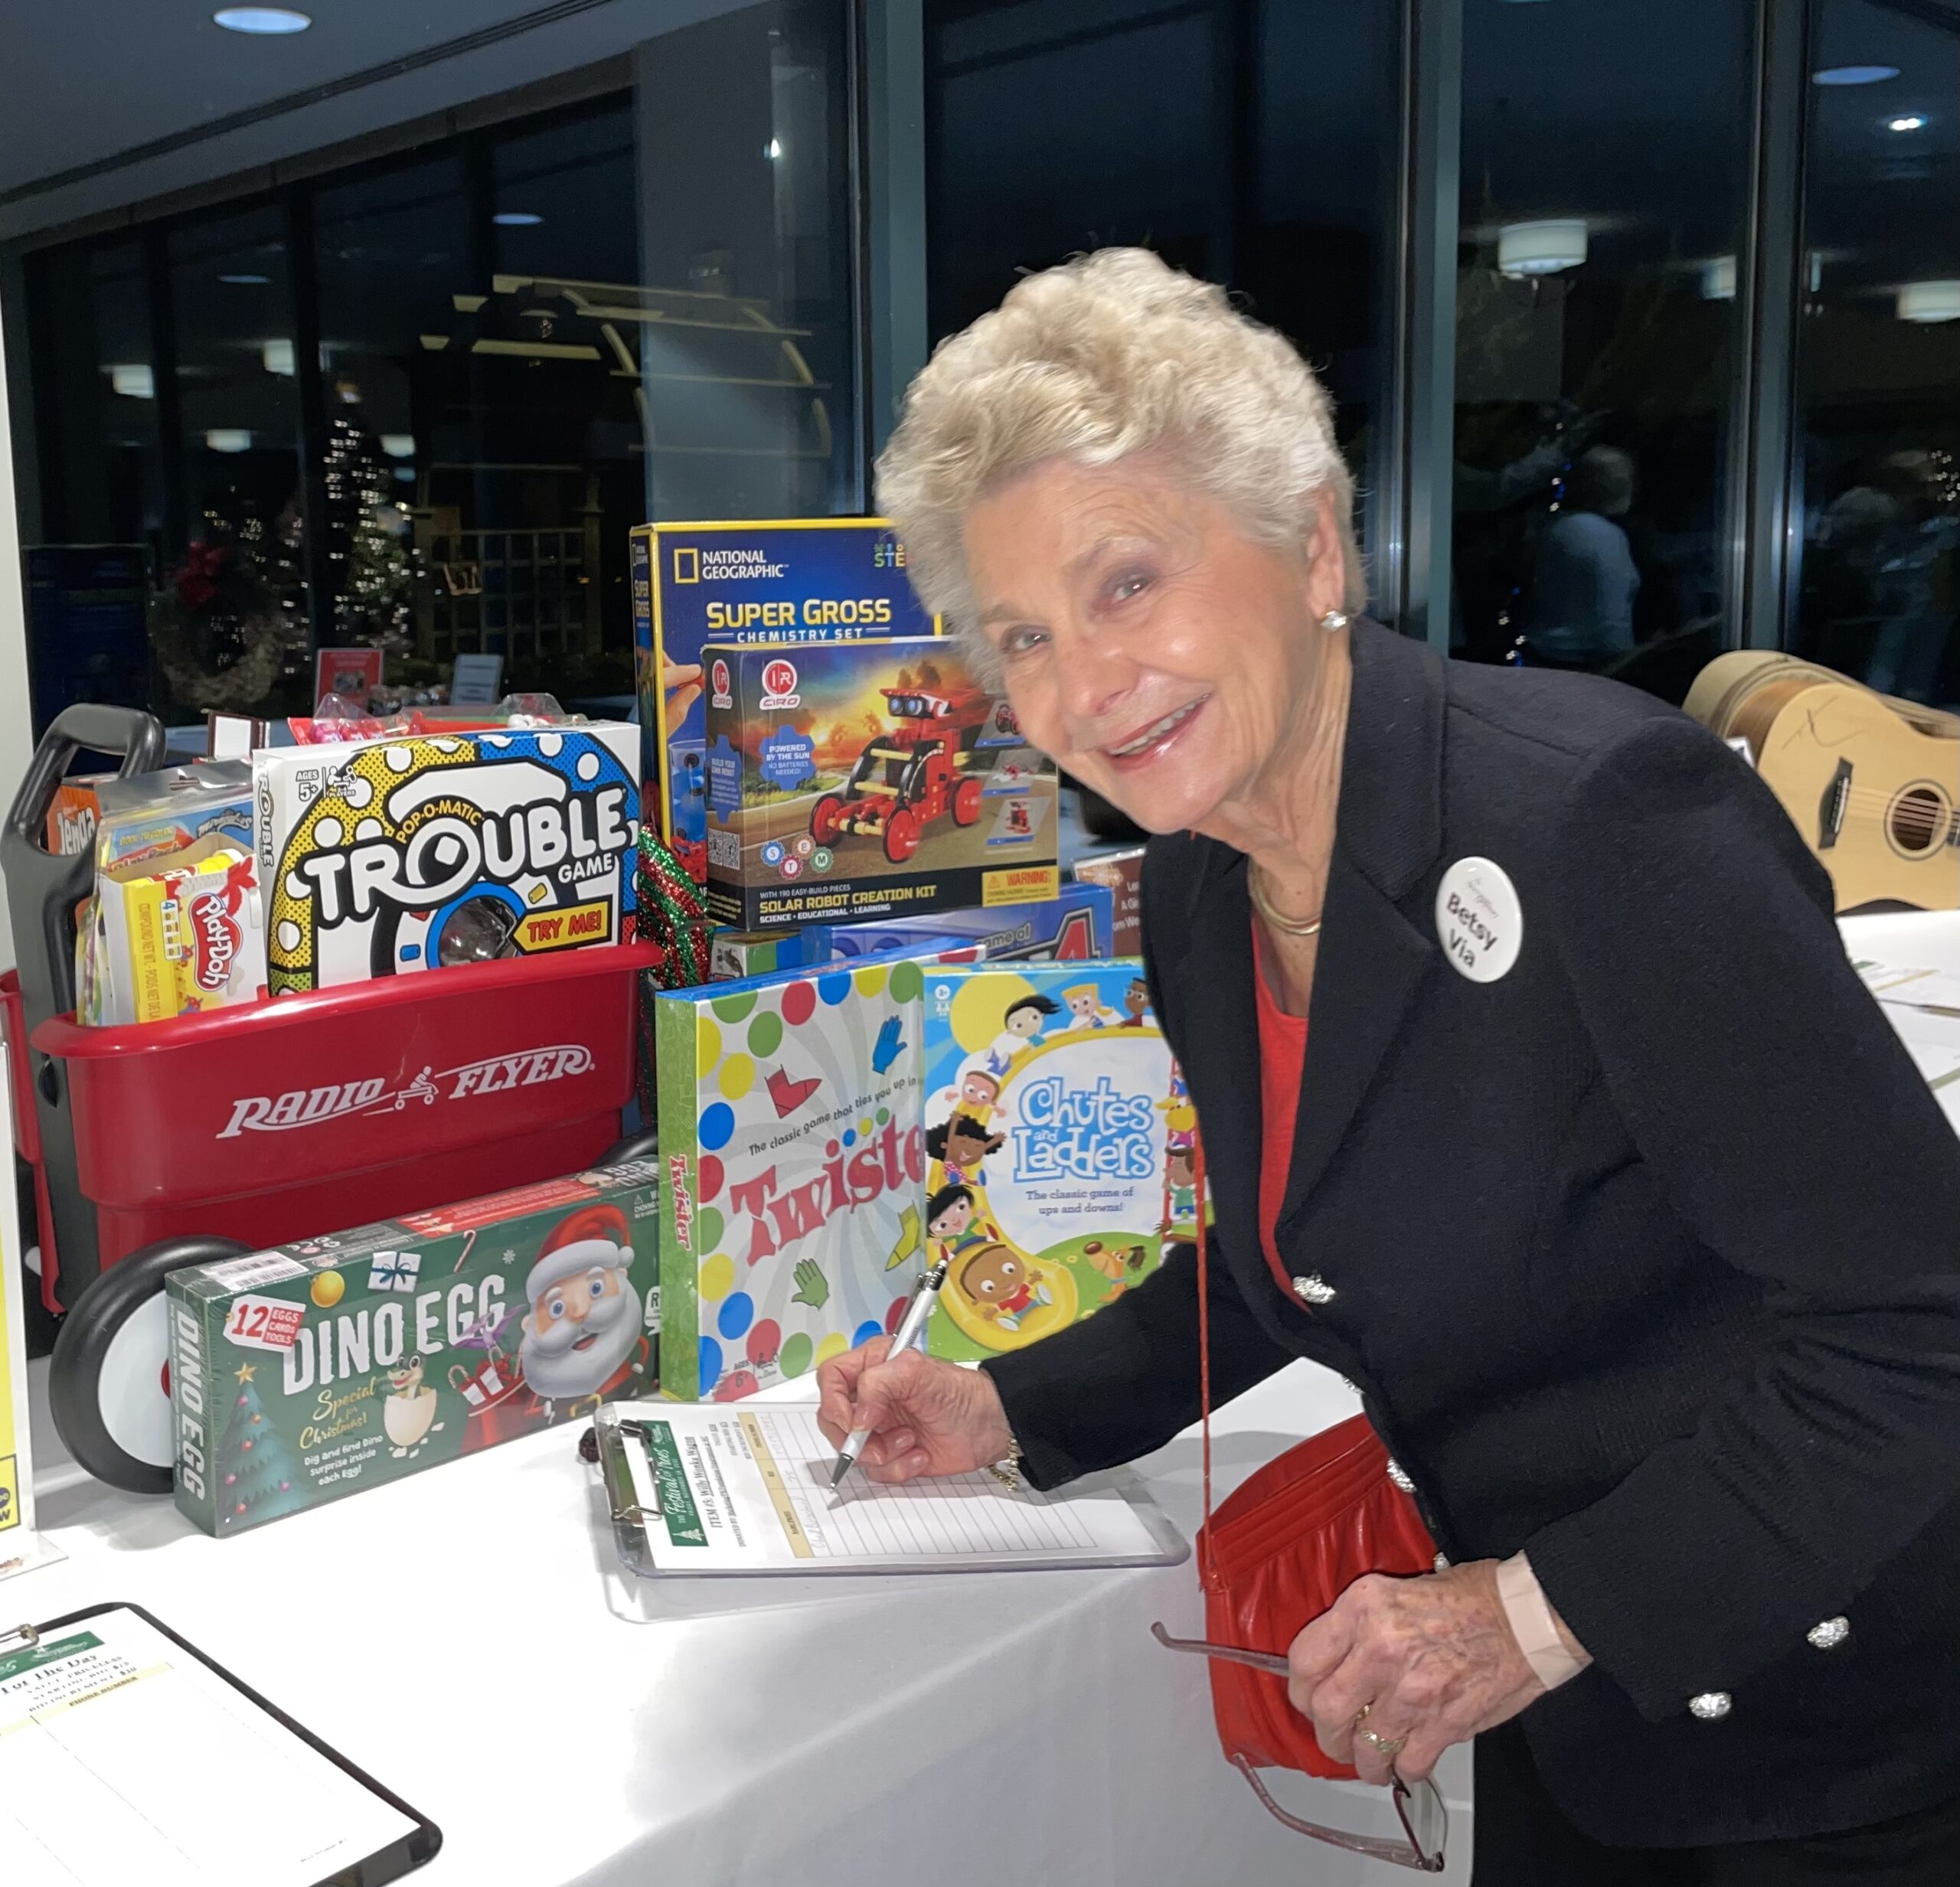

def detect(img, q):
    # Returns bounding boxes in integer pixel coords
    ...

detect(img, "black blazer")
[984,621,1960,1849]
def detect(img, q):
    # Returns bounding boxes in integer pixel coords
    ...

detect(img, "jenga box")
[167,1161,660,1536]
[46,772,113,857]
[654,955,929,1402]
[253,724,640,994]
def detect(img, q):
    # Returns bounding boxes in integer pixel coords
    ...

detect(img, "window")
[9,3,861,733]
[925,0,1399,527]
[1451,0,1755,699]
[1790,0,1960,707]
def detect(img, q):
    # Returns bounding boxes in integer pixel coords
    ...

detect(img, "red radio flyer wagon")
[2,705,657,1493]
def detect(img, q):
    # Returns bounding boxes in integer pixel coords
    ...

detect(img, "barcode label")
[202,1252,306,1290]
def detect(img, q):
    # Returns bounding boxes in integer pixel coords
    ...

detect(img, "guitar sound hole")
[1888,787,1945,855]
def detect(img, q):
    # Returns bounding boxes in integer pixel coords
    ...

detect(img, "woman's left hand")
[1287,1562,1546,1785]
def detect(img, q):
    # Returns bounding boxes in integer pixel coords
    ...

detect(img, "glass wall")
[1791,0,1960,708]
[9,0,860,732]
[1451,0,1755,699]
[924,0,1400,531]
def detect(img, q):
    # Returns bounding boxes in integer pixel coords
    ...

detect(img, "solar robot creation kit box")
[701,636,1059,932]
[631,520,938,886]
[253,724,640,994]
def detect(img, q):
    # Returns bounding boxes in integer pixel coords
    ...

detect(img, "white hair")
[876,247,1365,674]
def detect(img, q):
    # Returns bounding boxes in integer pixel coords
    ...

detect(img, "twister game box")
[632,520,938,884]
[256,724,639,994]
[701,636,1059,931]
[655,956,931,1402]
[918,961,1200,1361]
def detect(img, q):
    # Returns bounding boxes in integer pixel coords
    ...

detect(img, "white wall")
[0,313,38,971]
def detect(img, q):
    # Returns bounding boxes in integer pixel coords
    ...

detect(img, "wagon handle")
[2,704,166,1307]
[3,704,166,1025]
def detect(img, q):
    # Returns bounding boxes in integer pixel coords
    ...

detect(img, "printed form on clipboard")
[596,1402,1186,1576]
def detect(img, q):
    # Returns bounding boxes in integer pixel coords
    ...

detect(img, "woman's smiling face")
[962,455,1345,837]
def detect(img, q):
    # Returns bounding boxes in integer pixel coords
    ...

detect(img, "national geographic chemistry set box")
[701,636,1058,930]
[630,520,938,883]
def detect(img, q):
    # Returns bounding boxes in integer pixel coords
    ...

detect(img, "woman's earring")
[1320,609,1350,633]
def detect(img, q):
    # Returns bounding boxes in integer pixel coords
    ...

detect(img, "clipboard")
[0,1603,440,1887]
[594,1400,1188,1578]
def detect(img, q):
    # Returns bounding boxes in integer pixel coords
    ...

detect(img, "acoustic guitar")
[1723,674,1960,912]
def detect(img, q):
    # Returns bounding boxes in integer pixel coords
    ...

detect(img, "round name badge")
[1435,857,1523,984]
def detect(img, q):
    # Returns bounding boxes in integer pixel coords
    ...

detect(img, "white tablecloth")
[20,1356,1472,1886]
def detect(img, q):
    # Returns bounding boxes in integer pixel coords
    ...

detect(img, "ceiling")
[0,2,568,197]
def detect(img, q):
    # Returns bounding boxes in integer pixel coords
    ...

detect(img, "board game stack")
[654,956,933,1402]
[1071,848,1145,956]
[917,961,1198,1362]
[701,635,1059,932]
[167,1161,661,1536]
[631,520,938,885]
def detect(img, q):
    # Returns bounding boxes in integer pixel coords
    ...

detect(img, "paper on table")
[1851,957,1960,1017]
[612,1402,1174,1573]
[0,1608,418,1887]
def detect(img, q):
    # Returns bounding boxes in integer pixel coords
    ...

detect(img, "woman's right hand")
[815,1340,1015,1483]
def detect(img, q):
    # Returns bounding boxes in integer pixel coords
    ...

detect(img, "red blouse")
[1253,926,1308,1296]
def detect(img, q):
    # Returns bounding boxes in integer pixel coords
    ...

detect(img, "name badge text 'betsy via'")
[1434,857,1522,983]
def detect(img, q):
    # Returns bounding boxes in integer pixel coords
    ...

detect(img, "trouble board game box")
[255,724,639,994]
[167,1161,661,1536]
[631,520,939,886]
[799,883,1112,965]
[701,636,1059,932]
[1072,848,1145,957]
[917,961,1199,1362]
[654,955,930,1402]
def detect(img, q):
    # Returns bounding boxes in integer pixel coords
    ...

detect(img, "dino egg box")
[701,636,1058,933]
[165,1159,661,1537]
[653,954,932,1403]
[255,724,640,995]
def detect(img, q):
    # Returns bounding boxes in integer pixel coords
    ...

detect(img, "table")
[18,1356,1473,1886]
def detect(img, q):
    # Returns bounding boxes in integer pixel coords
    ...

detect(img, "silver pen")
[829,1254,950,1488]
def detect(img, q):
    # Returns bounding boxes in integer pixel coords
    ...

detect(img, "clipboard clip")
[2,1622,41,1650]
[595,1412,662,1527]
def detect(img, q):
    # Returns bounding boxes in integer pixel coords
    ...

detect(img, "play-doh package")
[255,725,639,994]
[654,955,931,1402]
[918,961,1199,1362]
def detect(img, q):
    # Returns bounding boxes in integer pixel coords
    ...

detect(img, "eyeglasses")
[1150,1622,1448,1873]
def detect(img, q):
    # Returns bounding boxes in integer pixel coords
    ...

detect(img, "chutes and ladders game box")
[915,961,1204,1363]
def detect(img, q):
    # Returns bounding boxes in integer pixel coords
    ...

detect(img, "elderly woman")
[816,250,1959,1882]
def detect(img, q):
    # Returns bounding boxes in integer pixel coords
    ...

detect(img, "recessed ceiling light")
[492,211,543,227]
[213,8,311,34]
[107,364,155,400]
[204,429,254,453]
[218,272,271,285]
[1888,114,1928,132]
[379,434,416,459]
[764,139,783,161]
[1813,64,1899,86]
[1498,220,1587,279]
[261,340,296,377]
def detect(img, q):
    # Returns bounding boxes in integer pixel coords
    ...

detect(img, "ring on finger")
[1357,1727,1408,1760]
[1350,1702,1371,1728]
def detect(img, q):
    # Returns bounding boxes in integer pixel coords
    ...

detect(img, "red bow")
[174,541,231,610]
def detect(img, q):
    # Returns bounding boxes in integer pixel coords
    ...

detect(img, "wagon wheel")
[884,807,923,864]
[811,795,846,843]
[952,777,985,827]
[49,1233,253,1494]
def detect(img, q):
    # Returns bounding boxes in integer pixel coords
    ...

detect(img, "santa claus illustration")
[517,1204,649,1412]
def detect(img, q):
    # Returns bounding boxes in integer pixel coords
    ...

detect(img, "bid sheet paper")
[614,1402,1173,1572]
[0,1608,417,1887]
